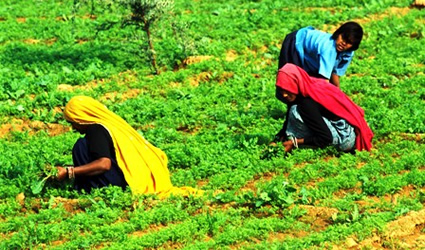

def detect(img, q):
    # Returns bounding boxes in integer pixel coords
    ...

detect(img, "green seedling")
[31,165,58,195]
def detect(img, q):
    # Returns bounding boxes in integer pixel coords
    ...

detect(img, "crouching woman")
[273,63,373,153]
[56,96,199,197]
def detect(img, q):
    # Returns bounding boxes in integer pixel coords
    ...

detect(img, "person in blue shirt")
[278,22,363,88]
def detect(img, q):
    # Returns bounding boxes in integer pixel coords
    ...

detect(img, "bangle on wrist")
[67,167,75,179]
[290,136,298,149]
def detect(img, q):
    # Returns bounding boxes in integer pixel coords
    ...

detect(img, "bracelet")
[66,167,75,179]
[290,136,298,149]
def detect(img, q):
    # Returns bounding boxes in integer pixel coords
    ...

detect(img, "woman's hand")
[283,138,304,152]
[270,137,303,152]
[283,140,294,152]
[56,166,67,181]
[269,140,294,152]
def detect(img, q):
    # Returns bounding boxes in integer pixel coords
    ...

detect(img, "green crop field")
[0,0,425,249]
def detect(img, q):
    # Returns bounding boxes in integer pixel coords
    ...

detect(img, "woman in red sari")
[273,63,373,153]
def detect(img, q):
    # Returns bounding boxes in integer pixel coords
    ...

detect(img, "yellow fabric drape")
[64,96,200,198]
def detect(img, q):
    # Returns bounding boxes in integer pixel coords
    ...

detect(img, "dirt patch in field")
[412,0,425,9]
[333,185,363,198]
[188,72,212,87]
[58,79,110,92]
[297,204,338,230]
[384,209,425,238]
[16,194,89,215]
[353,184,417,211]
[340,209,425,249]
[188,71,234,87]
[82,14,97,20]
[52,197,84,214]
[157,241,184,250]
[268,230,309,242]
[226,50,238,62]
[400,132,425,143]
[0,118,70,138]
[22,37,57,46]
[176,124,201,135]
[100,89,145,102]
[176,55,214,70]
[334,185,425,249]
[129,221,177,238]
[239,171,277,193]
[263,205,337,244]
[23,39,40,44]
[228,205,337,248]
[57,70,138,92]
[17,17,26,23]
[196,179,209,188]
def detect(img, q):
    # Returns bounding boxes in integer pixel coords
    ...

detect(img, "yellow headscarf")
[64,96,200,198]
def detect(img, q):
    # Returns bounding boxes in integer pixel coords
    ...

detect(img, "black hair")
[331,21,363,51]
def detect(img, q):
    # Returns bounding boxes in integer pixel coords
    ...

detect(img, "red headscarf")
[276,63,373,151]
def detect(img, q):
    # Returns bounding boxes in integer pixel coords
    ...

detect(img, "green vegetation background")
[0,0,424,248]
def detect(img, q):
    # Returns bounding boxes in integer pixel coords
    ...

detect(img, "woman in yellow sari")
[56,96,198,197]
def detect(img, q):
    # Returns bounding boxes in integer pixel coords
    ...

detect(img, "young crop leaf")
[31,175,51,195]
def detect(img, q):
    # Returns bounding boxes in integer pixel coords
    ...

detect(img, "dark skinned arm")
[330,73,340,88]
[56,157,111,181]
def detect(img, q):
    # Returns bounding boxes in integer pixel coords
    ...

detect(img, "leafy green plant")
[0,0,424,249]
[238,179,298,209]
[30,166,58,195]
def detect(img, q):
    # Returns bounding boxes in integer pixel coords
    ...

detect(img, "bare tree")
[74,0,174,74]
[119,0,174,74]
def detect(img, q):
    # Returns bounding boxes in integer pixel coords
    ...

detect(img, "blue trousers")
[72,138,127,193]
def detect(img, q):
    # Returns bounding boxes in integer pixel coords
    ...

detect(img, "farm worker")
[277,21,363,88]
[271,63,373,153]
[56,96,200,198]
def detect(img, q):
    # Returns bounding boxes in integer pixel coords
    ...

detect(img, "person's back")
[278,22,363,87]
[296,27,337,79]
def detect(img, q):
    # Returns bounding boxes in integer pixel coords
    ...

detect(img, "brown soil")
[129,221,178,238]
[100,89,144,102]
[188,71,234,87]
[23,39,40,44]
[340,209,425,249]
[0,118,70,138]
[400,132,425,143]
[412,0,425,8]
[177,55,214,69]
[16,17,26,23]
[57,70,138,92]
[239,171,277,193]
[188,72,212,87]
[51,197,83,214]
[225,50,238,62]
